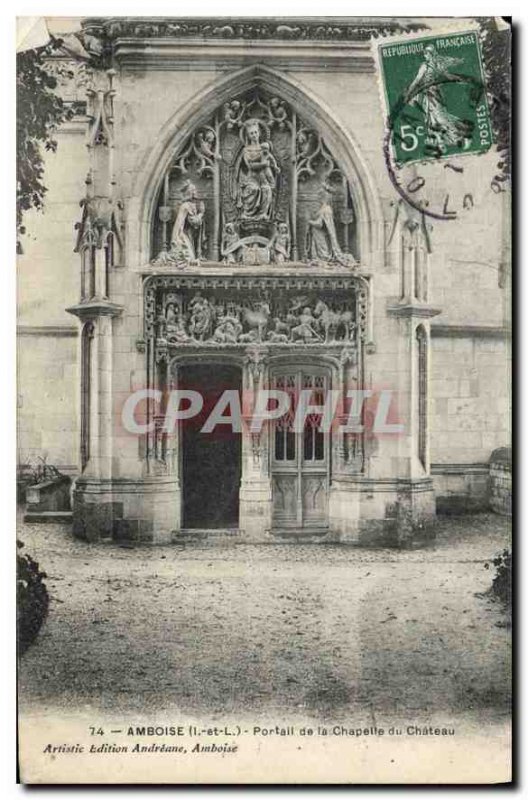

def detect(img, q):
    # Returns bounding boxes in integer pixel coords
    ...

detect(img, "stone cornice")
[430,463,489,475]
[111,39,375,72]
[82,16,424,43]
[331,477,435,492]
[431,324,511,339]
[140,263,372,279]
[143,271,369,293]
[17,325,78,337]
[79,17,427,72]
[80,16,427,70]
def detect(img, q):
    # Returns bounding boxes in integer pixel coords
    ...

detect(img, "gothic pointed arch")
[132,65,383,268]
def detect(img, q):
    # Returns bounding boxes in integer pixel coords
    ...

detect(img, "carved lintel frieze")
[143,275,368,348]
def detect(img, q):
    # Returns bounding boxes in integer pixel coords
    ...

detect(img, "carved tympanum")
[151,88,358,268]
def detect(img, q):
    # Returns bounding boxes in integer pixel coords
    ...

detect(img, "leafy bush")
[485,548,512,606]
[17,540,49,654]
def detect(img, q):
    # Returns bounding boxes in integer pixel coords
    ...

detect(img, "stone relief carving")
[149,285,361,358]
[150,88,358,268]
[219,220,292,266]
[145,275,367,342]
[173,127,219,179]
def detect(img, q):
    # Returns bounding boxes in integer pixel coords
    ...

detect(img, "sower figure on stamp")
[404,44,473,153]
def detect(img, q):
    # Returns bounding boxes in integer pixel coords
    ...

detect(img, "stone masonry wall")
[17,333,78,471]
[430,335,510,466]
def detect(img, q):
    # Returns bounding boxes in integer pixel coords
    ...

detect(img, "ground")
[18,513,511,729]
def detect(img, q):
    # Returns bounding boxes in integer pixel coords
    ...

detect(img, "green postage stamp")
[376,29,493,165]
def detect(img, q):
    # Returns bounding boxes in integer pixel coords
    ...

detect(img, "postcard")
[17,15,512,784]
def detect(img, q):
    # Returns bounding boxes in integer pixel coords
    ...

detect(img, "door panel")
[271,366,330,530]
[301,475,328,527]
[272,474,298,526]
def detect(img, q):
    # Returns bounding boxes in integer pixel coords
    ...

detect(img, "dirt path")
[18,514,511,727]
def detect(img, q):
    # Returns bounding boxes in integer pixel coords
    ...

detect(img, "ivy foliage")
[484,548,512,607]
[16,38,74,253]
[478,17,511,189]
[17,540,50,654]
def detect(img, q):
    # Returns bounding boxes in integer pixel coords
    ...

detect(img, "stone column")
[385,305,440,543]
[238,348,273,541]
[66,301,123,540]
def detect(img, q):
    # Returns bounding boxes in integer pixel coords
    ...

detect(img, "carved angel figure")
[221,222,241,264]
[268,96,288,129]
[223,99,244,129]
[271,222,291,263]
[196,129,217,160]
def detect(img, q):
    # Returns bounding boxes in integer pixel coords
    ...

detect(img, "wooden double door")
[271,366,331,532]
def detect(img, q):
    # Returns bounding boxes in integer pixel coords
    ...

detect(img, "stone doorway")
[180,363,242,529]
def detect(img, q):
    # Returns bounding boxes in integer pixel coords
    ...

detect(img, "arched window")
[80,245,96,301]
[104,232,114,297]
[89,246,96,298]
[416,324,428,470]
[81,322,95,470]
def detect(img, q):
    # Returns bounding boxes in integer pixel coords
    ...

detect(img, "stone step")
[173,528,242,542]
[271,527,329,536]
[24,511,73,524]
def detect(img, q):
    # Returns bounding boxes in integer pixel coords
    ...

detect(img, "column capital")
[386,302,442,319]
[66,299,124,321]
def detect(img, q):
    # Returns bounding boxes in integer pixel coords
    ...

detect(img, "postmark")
[373,27,494,221]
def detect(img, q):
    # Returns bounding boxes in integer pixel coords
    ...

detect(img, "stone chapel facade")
[17,17,511,545]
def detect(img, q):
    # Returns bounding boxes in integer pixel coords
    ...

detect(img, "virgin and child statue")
[234,119,280,222]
